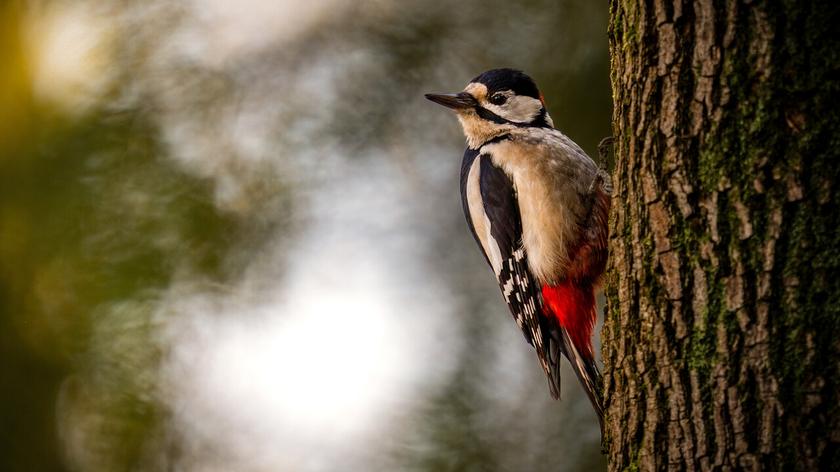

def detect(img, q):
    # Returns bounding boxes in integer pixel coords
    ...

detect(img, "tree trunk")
[603,1,840,470]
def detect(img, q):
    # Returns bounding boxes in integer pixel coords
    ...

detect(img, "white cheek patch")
[484,95,544,124]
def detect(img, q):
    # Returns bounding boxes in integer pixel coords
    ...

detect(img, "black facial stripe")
[475,105,551,129]
[469,132,510,150]
[532,108,551,128]
[483,134,511,146]
[475,106,510,125]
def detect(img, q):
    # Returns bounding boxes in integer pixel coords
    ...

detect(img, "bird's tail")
[542,282,604,427]
[559,326,604,430]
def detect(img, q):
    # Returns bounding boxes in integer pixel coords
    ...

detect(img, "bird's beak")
[424,92,477,110]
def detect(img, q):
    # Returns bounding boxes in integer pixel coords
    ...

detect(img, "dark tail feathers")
[557,328,604,431]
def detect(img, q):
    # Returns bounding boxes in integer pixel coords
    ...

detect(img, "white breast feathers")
[481,129,599,284]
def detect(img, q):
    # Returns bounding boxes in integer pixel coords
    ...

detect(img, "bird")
[425,68,610,424]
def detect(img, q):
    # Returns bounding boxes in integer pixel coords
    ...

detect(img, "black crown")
[471,69,541,99]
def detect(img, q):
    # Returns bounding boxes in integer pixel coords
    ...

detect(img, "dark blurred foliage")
[0,0,610,470]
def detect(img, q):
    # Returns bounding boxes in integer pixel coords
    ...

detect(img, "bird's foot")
[597,136,614,167]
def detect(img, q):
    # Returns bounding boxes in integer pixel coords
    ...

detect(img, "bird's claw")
[597,136,614,167]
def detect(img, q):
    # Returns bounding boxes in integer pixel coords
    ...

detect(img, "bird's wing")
[460,148,491,267]
[460,150,561,398]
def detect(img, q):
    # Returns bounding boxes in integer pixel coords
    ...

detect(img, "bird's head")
[426,68,554,148]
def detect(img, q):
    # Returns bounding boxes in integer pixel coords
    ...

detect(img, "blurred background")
[0,0,611,470]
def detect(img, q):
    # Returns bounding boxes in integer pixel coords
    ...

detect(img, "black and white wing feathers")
[460,148,562,398]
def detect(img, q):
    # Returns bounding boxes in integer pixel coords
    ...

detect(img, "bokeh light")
[0,1,610,470]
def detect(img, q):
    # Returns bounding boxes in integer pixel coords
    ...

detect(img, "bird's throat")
[457,112,515,149]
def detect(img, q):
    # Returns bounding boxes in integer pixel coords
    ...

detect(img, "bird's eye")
[489,93,507,105]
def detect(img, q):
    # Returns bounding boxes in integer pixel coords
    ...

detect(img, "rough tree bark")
[603,1,840,470]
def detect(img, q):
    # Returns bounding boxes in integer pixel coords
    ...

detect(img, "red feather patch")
[541,282,596,359]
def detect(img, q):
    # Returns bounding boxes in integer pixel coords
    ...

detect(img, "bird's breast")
[482,137,595,285]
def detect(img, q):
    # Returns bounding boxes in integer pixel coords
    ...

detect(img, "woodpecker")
[426,69,609,423]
